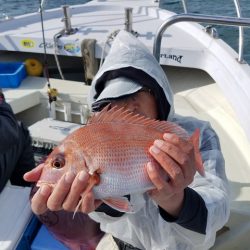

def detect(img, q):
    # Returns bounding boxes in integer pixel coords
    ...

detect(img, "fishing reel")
[47,86,58,103]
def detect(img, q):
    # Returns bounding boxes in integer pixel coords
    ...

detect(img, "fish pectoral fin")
[102,196,134,213]
[190,128,205,177]
[73,197,83,220]
[72,172,101,219]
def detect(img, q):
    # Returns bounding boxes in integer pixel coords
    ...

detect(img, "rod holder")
[61,5,77,35]
[124,8,133,33]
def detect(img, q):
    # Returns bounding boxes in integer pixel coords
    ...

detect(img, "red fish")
[37,105,204,213]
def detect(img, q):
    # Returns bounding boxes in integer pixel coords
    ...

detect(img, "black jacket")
[0,95,35,192]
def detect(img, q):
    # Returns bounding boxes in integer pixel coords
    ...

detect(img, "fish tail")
[190,128,205,177]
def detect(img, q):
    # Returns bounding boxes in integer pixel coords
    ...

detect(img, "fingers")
[65,171,102,214]
[23,163,44,182]
[149,144,184,181]
[30,168,99,215]
[63,170,89,211]
[163,133,193,154]
[163,133,196,179]
[31,185,52,215]
[149,133,196,181]
[80,192,96,213]
[146,162,169,191]
[146,162,174,204]
[154,139,188,166]
[147,133,196,216]
[47,172,75,211]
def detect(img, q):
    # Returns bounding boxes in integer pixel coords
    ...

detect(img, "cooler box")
[29,118,82,148]
[0,62,27,88]
[29,118,82,164]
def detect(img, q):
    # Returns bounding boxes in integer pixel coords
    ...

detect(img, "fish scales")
[37,105,204,212]
[65,122,161,197]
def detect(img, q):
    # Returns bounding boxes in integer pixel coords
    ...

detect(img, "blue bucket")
[0,62,27,88]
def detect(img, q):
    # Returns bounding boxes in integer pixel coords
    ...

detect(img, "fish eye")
[52,155,65,169]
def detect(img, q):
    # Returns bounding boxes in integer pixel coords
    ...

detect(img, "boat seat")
[174,83,250,248]
[0,182,32,250]
[4,87,40,114]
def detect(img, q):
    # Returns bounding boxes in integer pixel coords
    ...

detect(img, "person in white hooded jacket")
[25,30,230,250]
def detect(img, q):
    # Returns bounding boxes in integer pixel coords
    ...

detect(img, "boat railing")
[38,0,47,12]
[180,0,188,14]
[153,14,250,63]
[178,0,244,63]
[233,0,244,63]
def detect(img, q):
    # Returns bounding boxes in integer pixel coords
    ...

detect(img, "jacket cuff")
[159,187,208,234]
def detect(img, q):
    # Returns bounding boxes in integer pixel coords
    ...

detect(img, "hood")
[88,30,175,121]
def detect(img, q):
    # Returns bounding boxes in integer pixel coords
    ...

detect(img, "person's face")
[110,89,158,119]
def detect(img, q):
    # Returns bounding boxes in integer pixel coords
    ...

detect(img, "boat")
[0,0,250,249]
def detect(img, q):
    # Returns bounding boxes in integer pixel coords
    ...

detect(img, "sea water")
[160,0,250,63]
[1,0,250,62]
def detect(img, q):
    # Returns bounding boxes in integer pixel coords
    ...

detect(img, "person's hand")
[147,133,197,217]
[24,166,102,215]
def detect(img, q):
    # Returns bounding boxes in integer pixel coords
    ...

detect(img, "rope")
[99,29,120,68]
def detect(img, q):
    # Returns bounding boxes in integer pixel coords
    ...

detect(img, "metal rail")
[179,0,244,62]
[181,0,188,14]
[233,0,244,62]
[38,0,47,12]
[153,14,250,62]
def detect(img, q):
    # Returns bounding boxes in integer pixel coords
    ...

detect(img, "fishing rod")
[39,0,58,110]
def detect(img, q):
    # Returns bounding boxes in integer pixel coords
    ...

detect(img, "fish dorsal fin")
[88,105,189,139]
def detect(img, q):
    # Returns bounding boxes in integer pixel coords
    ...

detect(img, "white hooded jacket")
[88,30,230,250]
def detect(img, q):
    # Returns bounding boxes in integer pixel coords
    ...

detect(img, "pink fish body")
[37,106,204,212]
